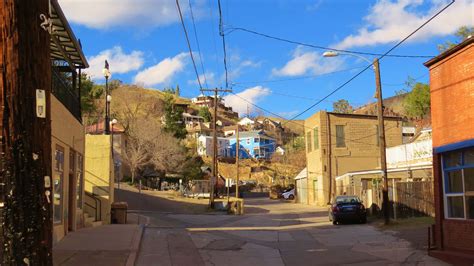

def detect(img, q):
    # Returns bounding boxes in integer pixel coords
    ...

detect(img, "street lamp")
[110,118,118,189]
[323,50,390,225]
[103,60,111,135]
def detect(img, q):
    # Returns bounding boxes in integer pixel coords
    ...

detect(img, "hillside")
[353,93,409,117]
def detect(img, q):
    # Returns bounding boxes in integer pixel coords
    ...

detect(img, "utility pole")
[235,125,240,198]
[374,58,389,225]
[202,88,231,208]
[1,0,53,264]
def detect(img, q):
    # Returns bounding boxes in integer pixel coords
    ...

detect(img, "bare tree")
[151,131,187,174]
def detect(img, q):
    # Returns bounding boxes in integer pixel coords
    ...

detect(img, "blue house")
[228,130,276,160]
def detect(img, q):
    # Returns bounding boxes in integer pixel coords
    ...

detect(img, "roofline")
[326,111,404,121]
[424,36,474,67]
[51,0,89,68]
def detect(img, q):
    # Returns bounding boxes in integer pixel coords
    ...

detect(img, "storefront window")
[443,147,474,219]
[54,146,64,223]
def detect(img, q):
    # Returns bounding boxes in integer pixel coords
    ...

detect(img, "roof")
[294,168,307,180]
[424,36,474,67]
[50,0,88,68]
[326,111,404,121]
[227,130,274,139]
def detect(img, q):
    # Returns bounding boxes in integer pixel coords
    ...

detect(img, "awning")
[49,0,89,69]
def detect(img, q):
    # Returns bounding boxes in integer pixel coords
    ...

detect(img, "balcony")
[51,65,81,122]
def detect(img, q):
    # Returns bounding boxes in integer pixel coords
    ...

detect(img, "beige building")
[49,0,89,243]
[304,111,403,206]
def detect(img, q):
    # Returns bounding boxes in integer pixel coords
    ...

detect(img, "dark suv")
[329,195,367,225]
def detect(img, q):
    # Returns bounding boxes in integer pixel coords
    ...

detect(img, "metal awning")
[49,0,89,69]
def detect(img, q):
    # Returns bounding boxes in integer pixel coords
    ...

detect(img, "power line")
[176,0,204,91]
[207,0,222,88]
[217,0,230,89]
[225,26,435,59]
[188,0,209,89]
[283,0,454,124]
[232,65,365,85]
[228,91,397,148]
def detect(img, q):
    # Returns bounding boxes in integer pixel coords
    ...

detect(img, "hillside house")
[304,111,403,206]
[197,135,230,157]
[424,37,474,264]
[238,117,255,127]
[228,130,276,160]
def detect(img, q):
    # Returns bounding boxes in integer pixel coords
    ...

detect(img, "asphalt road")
[117,186,446,266]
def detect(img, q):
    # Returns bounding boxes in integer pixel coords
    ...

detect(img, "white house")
[197,135,230,157]
[238,117,255,126]
[275,146,285,155]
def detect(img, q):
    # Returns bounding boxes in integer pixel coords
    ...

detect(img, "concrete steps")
[84,212,103,228]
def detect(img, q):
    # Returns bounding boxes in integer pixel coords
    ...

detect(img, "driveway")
[131,197,448,266]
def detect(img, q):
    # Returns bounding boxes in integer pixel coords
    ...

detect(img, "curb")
[126,224,145,266]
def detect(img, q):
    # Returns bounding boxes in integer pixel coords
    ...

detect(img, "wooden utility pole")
[202,88,231,208]
[374,58,389,225]
[1,0,53,264]
[235,125,240,198]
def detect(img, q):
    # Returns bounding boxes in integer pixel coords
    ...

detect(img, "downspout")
[326,112,332,204]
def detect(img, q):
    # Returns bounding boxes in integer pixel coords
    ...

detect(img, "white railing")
[386,139,432,168]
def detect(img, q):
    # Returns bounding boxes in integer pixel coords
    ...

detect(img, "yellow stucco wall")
[85,134,114,224]
[305,111,403,206]
[50,96,85,244]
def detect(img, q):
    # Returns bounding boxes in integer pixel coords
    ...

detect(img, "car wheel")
[332,220,337,225]
[288,195,295,200]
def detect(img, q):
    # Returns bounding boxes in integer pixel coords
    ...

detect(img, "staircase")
[84,211,103,228]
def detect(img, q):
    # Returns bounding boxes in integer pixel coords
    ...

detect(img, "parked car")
[329,195,367,225]
[281,188,295,200]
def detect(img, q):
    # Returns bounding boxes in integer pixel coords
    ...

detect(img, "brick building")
[304,111,403,206]
[424,37,474,264]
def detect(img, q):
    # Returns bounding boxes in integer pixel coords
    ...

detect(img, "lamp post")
[110,119,118,189]
[103,60,111,135]
[323,51,390,225]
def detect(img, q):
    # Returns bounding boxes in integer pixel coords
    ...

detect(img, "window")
[254,138,259,143]
[246,139,250,145]
[336,125,345,148]
[76,154,83,209]
[54,146,64,223]
[313,127,319,150]
[443,148,474,219]
[306,131,312,152]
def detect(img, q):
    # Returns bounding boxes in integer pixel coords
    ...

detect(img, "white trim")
[335,163,433,181]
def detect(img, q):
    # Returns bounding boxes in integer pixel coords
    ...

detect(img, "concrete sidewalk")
[53,224,143,266]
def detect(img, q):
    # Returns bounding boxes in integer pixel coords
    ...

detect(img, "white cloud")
[134,53,188,87]
[59,0,201,29]
[223,86,271,115]
[86,46,144,80]
[272,46,343,77]
[335,0,474,49]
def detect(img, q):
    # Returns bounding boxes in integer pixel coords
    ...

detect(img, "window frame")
[313,127,319,150]
[306,131,312,152]
[54,145,65,224]
[335,125,346,148]
[442,148,474,220]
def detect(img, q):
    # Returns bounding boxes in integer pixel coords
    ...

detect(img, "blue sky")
[59,0,473,119]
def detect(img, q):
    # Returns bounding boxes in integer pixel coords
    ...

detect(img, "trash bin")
[111,202,128,224]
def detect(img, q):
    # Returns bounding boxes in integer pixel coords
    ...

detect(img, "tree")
[80,74,105,126]
[163,92,187,139]
[198,107,212,122]
[333,99,353,114]
[403,82,430,119]
[438,26,474,52]
[122,120,152,184]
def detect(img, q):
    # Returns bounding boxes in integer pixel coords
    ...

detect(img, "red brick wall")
[429,43,474,148]
[442,220,474,252]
